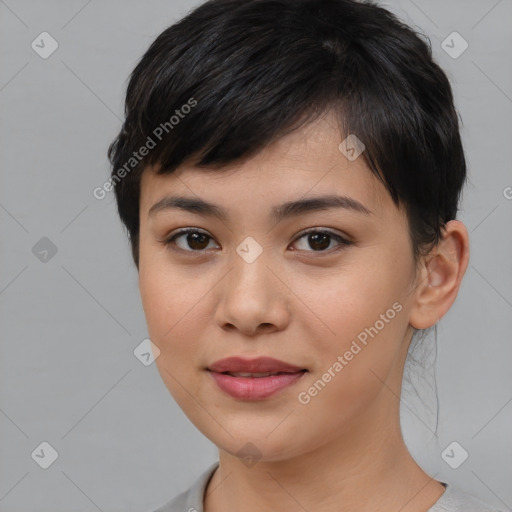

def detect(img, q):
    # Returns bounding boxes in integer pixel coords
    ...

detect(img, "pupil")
[188,232,209,250]
[309,233,330,251]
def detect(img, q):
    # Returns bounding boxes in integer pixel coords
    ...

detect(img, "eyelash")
[161,227,353,256]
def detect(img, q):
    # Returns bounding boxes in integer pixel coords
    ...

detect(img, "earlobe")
[409,220,470,330]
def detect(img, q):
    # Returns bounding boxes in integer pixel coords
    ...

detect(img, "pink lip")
[207,356,307,400]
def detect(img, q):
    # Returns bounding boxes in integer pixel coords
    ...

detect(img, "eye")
[162,227,353,255]
[163,228,219,252]
[291,229,353,253]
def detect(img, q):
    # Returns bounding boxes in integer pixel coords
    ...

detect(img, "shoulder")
[429,483,504,512]
[149,462,219,512]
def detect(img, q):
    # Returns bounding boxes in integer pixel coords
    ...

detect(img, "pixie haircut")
[108,0,466,270]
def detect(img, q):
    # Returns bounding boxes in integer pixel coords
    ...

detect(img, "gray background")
[0,1,511,511]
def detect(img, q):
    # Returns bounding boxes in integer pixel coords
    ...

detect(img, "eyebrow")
[148,194,373,222]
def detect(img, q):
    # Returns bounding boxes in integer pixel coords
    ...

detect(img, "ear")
[409,220,470,330]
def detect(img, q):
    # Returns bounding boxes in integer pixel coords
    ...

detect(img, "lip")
[207,356,308,400]
[208,356,305,374]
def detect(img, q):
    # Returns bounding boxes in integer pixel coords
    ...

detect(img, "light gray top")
[150,462,503,512]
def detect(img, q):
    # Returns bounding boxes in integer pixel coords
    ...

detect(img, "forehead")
[139,113,391,221]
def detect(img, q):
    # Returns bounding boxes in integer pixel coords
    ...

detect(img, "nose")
[214,251,291,337]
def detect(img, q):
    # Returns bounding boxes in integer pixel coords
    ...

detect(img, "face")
[138,112,421,462]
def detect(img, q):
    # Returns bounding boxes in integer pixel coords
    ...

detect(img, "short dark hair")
[108,0,466,270]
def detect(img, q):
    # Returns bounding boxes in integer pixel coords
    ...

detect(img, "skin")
[138,110,469,512]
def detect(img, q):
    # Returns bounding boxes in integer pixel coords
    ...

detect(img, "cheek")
[138,259,212,371]
[139,267,173,339]
[138,257,188,356]
[293,256,408,346]
[139,265,207,410]
[291,252,411,398]
[293,287,406,441]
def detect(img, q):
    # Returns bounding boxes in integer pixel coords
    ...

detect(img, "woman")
[108,0,502,510]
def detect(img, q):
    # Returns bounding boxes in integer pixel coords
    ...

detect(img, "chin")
[200,419,310,462]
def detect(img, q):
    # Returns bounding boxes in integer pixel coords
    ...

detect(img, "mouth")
[207,356,306,374]
[218,371,307,378]
[207,357,308,400]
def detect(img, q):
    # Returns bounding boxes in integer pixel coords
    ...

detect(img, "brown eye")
[307,232,331,251]
[165,229,218,252]
[185,232,210,250]
[292,229,352,253]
